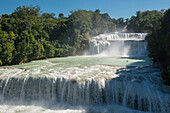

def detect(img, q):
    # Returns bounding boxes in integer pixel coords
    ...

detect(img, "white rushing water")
[0,33,169,113]
[89,32,148,57]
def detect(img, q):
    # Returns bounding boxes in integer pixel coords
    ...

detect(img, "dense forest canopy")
[147,8,170,83]
[0,5,170,83]
[127,10,164,32]
[0,5,117,65]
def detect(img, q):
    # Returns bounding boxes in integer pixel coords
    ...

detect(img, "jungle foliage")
[126,10,164,32]
[147,8,170,83]
[0,5,169,83]
[0,6,116,65]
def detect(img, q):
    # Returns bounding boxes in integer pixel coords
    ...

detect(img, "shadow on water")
[0,57,168,113]
[0,65,165,113]
[102,65,168,113]
[120,56,153,67]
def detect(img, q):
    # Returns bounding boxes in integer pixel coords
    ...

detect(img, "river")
[0,33,169,113]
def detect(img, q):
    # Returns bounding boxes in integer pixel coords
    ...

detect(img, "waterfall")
[0,65,169,113]
[0,32,169,113]
[89,32,148,57]
[89,40,110,55]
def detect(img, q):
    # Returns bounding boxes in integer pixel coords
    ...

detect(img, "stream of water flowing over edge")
[0,33,169,113]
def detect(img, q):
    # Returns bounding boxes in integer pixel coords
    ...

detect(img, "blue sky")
[0,0,170,19]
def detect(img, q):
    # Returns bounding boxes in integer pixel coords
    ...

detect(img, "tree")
[147,8,170,83]
[127,10,163,32]
[13,5,40,19]
[95,9,100,13]
[0,5,117,65]
[59,13,64,19]
[0,32,15,65]
[42,13,55,18]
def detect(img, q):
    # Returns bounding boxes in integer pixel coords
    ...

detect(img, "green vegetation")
[147,8,170,84]
[0,5,116,65]
[126,10,164,32]
[0,5,170,83]
[127,8,170,84]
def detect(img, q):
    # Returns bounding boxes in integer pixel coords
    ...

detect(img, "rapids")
[0,33,169,113]
[89,33,148,57]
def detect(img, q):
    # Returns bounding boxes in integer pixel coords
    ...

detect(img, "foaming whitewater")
[89,32,148,57]
[0,33,169,113]
[0,64,169,113]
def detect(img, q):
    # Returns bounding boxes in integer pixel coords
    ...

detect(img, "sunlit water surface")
[0,32,169,113]
[0,56,169,113]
